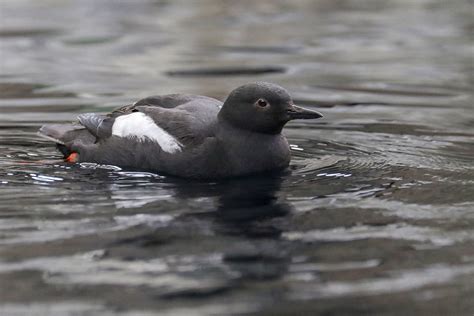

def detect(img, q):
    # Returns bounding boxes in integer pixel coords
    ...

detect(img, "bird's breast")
[223,133,291,175]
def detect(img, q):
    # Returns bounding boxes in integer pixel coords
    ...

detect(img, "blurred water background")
[0,0,473,315]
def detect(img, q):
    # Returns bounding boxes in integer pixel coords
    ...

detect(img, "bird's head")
[219,82,323,134]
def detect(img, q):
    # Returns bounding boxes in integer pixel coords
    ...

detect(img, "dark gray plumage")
[38,82,323,179]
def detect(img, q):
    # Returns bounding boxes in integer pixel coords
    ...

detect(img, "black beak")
[287,105,323,120]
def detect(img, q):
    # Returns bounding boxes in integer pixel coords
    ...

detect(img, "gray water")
[1,0,473,315]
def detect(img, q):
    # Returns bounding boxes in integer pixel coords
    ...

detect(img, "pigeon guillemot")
[38,82,323,179]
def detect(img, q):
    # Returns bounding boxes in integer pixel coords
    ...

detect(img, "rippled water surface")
[1,0,473,315]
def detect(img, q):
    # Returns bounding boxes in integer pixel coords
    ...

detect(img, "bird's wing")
[76,95,221,148]
[133,105,217,147]
[77,113,114,139]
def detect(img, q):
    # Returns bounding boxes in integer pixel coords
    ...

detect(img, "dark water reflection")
[1,0,474,315]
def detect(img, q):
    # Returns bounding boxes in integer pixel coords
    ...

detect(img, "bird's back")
[110,94,222,146]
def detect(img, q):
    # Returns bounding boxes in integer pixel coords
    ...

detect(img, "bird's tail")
[38,124,95,159]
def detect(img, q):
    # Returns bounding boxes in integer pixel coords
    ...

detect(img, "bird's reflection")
[72,166,294,283]
[166,171,292,237]
[211,174,291,238]
[78,165,292,238]
[173,172,293,280]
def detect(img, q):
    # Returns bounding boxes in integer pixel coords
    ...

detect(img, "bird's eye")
[257,99,268,107]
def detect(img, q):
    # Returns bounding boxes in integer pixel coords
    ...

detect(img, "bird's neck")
[216,116,277,141]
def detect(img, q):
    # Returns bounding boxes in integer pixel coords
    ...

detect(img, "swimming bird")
[38,82,323,179]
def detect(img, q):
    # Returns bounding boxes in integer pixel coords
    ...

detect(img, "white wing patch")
[112,112,183,154]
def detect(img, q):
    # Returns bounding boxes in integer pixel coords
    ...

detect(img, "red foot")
[65,152,79,163]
